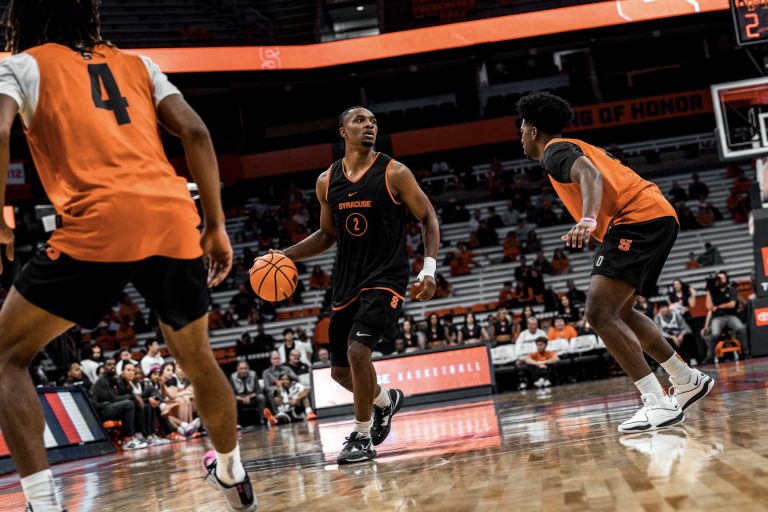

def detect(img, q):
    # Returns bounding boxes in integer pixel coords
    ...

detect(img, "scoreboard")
[731,0,768,46]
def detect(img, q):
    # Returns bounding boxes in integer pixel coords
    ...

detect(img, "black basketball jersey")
[326,152,409,309]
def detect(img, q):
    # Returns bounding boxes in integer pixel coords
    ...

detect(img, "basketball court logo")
[756,308,768,326]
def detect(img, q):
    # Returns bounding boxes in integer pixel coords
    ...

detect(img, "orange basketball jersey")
[23,43,202,262]
[542,137,677,243]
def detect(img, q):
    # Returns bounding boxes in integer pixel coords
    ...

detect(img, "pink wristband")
[580,217,596,223]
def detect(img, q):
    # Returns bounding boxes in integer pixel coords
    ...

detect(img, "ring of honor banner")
[0,388,115,474]
[310,343,495,417]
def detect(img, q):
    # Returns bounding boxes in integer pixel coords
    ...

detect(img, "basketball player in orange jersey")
[0,1,255,510]
[517,92,714,433]
[269,107,440,464]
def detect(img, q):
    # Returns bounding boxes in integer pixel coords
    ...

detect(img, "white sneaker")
[534,378,544,388]
[669,370,715,411]
[618,393,684,433]
[543,379,552,388]
[689,358,698,367]
[124,437,148,450]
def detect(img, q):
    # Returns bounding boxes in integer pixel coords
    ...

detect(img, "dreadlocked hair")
[3,0,111,54]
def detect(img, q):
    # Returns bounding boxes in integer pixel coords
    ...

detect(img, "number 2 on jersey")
[88,64,131,125]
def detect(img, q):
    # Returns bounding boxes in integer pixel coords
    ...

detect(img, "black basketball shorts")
[13,246,210,330]
[591,216,679,297]
[328,289,404,367]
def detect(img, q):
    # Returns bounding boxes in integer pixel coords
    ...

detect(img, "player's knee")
[347,341,371,366]
[584,302,613,328]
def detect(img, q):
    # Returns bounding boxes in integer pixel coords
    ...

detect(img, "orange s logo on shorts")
[391,295,399,309]
[618,239,633,252]
[46,247,61,260]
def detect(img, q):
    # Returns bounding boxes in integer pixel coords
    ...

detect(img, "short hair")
[660,300,671,307]
[516,91,573,134]
[237,361,249,369]
[535,337,548,344]
[338,106,366,128]
[145,339,158,350]
[282,328,294,336]
[554,316,565,323]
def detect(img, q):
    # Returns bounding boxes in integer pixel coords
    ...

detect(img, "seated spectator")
[458,313,489,344]
[286,349,310,376]
[686,252,700,269]
[467,232,481,250]
[262,351,298,397]
[524,338,559,388]
[542,285,560,313]
[515,280,535,306]
[115,349,134,375]
[558,295,580,324]
[80,344,105,384]
[400,319,424,351]
[654,301,695,363]
[677,205,699,231]
[92,358,147,450]
[469,209,482,232]
[314,347,331,365]
[697,242,724,267]
[532,251,552,275]
[434,273,453,298]
[702,271,747,363]
[502,231,521,263]
[688,173,709,200]
[668,279,696,319]
[118,294,140,323]
[733,174,751,194]
[235,333,254,359]
[476,220,499,247]
[264,373,314,425]
[516,317,547,344]
[565,280,586,306]
[634,296,655,318]
[515,255,533,283]
[726,187,750,223]
[486,206,504,229]
[222,303,238,328]
[668,181,688,202]
[58,362,92,393]
[208,303,225,330]
[550,249,571,275]
[140,339,165,376]
[522,230,543,254]
[114,317,136,349]
[313,313,331,350]
[309,265,331,290]
[546,316,577,340]
[497,281,517,309]
[521,305,536,324]
[449,243,480,277]
[491,308,518,345]
[697,202,715,228]
[278,328,312,365]
[230,361,266,427]
[160,362,199,437]
[424,313,451,349]
[501,200,520,226]
[117,363,165,444]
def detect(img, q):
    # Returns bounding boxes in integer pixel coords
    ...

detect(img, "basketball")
[249,253,299,302]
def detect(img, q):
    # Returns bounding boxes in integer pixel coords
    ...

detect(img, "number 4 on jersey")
[88,63,131,125]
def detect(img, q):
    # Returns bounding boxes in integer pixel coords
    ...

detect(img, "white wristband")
[417,256,437,282]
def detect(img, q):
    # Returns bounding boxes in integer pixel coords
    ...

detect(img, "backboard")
[712,76,768,159]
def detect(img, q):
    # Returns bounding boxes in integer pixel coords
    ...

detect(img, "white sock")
[216,444,246,486]
[305,406,313,414]
[635,373,664,398]
[21,469,63,512]
[373,387,392,408]
[660,354,695,385]
[353,419,371,437]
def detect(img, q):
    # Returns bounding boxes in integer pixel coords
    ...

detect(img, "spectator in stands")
[688,173,709,200]
[230,284,256,320]
[697,242,724,267]
[80,344,104,384]
[315,348,330,365]
[235,333,253,361]
[634,296,655,318]
[486,206,504,229]
[548,316,577,340]
[654,301,694,363]
[309,265,331,290]
[686,252,700,269]
[92,358,147,450]
[524,338,559,388]
[469,209,482,232]
[400,319,424,351]
[558,295,580,324]
[491,308,517,345]
[501,200,520,226]
[222,304,238,328]
[278,328,312,365]
[264,373,313,426]
[262,351,297,398]
[115,317,136,349]
[476,220,499,247]
[515,279,535,306]
[669,279,697,319]
[514,256,532,284]
[160,362,199,436]
[230,361,266,428]
[521,305,536,324]
[697,202,716,228]
[677,205,700,231]
[424,313,450,349]
[411,252,425,276]
[467,232,481,250]
[702,271,747,363]
[517,317,547,345]
[449,242,480,276]
[208,303,225,330]
[550,249,571,275]
[533,251,553,275]
[257,298,277,322]
[312,313,330,351]
[498,281,517,309]
[734,174,751,194]
[140,339,165,376]
[59,362,92,393]
[726,187,750,223]
[118,294,140,323]
[441,199,469,224]
[117,363,164,444]
[458,313,489,344]
[565,280,586,306]
[287,349,310,377]
[668,181,688,202]
[434,273,453,298]
[115,349,134,375]
[522,230,543,254]
[502,231,521,263]
[542,285,560,312]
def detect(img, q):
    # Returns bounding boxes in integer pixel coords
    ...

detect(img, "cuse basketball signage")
[755,307,768,326]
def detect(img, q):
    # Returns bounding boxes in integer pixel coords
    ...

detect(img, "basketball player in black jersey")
[270,107,440,464]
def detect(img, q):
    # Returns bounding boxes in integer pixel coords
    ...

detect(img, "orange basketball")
[249,253,299,302]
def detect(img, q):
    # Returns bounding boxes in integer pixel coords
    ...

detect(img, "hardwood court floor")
[2,359,768,511]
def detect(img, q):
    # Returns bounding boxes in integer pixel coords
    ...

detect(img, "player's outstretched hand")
[561,219,596,249]
[0,224,14,275]
[200,225,233,288]
[415,275,437,301]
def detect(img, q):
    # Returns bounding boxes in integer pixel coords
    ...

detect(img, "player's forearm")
[421,212,440,259]
[576,166,602,219]
[283,229,336,261]
[0,132,9,217]
[180,126,226,229]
